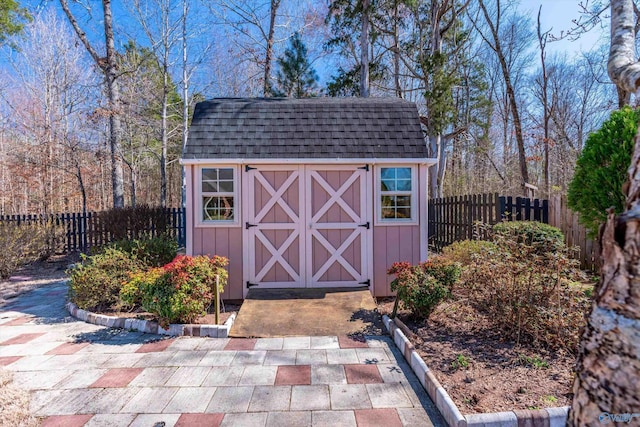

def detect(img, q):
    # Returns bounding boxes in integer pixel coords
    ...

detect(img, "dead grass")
[0,369,39,427]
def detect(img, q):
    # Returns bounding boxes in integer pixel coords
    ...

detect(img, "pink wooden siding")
[189,166,243,300]
[192,227,243,300]
[372,225,421,296]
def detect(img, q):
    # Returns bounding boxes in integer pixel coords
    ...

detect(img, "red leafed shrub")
[122,255,229,327]
[388,256,461,319]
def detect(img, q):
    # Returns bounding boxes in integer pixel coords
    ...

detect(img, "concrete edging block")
[545,406,569,427]
[464,411,518,427]
[66,299,236,338]
[436,386,466,427]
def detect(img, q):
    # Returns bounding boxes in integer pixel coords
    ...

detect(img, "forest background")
[0,0,621,214]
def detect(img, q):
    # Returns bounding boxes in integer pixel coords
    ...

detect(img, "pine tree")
[274,32,319,98]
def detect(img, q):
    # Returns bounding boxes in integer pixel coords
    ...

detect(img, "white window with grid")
[377,166,417,223]
[200,167,238,224]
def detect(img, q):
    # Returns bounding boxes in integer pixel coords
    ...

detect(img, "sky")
[518,0,608,57]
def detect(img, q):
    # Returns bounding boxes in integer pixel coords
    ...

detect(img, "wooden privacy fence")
[428,192,598,271]
[547,195,599,271]
[0,208,186,254]
[428,193,548,252]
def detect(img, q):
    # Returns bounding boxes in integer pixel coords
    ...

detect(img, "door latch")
[358,222,370,229]
[246,222,258,229]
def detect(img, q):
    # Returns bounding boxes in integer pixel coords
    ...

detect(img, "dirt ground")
[377,297,576,414]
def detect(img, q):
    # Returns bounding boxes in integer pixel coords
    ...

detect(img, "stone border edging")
[66,302,235,338]
[381,315,569,427]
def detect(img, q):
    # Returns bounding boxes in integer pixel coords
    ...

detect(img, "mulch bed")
[377,297,576,414]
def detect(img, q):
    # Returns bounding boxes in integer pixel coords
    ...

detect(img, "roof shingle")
[183,97,428,159]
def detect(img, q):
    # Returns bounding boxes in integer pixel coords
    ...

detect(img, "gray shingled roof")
[183,97,428,159]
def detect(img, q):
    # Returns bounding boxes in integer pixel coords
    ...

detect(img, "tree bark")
[479,0,529,192]
[569,0,640,424]
[360,0,370,97]
[263,0,281,96]
[59,0,125,208]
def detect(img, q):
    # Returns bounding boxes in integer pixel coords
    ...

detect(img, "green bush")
[388,256,461,318]
[67,248,144,311]
[0,222,62,279]
[441,240,497,265]
[107,235,178,267]
[131,255,229,327]
[493,221,565,253]
[568,107,639,237]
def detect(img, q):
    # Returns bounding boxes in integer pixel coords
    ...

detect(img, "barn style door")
[306,166,368,287]
[245,165,305,288]
[244,165,369,290]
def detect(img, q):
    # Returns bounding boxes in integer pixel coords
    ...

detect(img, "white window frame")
[374,165,418,226]
[197,165,241,227]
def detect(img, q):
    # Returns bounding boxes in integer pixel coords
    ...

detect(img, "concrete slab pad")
[238,365,278,385]
[311,410,357,426]
[366,383,413,408]
[291,385,330,411]
[129,413,181,427]
[198,350,237,366]
[266,411,311,427]
[220,412,268,427]
[329,384,372,410]
[230,288,379,337]
[311,365,346,385]
[325,349,359,365]
[296,349,327,365]
[231,350,267,365]
[120,387,177,413]
[128,366,178,387]
[202,366,244,386]
[310,336,340,349]
[206,386,255,413]
[84,413,136,427]
[163,386,217,413]
[248,385,291,412]
[254,337,284,350]
[264,350,297,366]
[165,366,211,387]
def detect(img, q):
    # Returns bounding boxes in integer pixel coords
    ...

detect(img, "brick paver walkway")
[0,280,445,426]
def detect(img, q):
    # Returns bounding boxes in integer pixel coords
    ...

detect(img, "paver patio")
[0,280,446,426]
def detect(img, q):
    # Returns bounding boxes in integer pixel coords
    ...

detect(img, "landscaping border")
[66,301,235,338]
[381,315,569,427]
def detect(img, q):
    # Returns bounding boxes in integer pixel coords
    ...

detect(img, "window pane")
[218,168,233,180]
[381,168,395,180]
[396,179,411,191]
[218,180,234,192]
[396,167,411,179]
[396,196,411,207]
[203,196,234,221]
[396,207,411,218]
[202,168,218,181]
[381,179,395,192]
[202,181,217,192]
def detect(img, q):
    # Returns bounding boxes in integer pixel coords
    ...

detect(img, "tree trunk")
[479,0,529,193]
[263,0,280,96]
[568,134,640,425]
[393,2,401,98]
[181,0,189,209]
[570,0,640,424]
[59,0,125,208]
[360,0,370,97]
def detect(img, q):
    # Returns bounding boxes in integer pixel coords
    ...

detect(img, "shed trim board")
[181,158,437,166]
[188,161,431,298]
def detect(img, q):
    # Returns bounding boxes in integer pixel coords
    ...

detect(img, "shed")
[181,97,437,299]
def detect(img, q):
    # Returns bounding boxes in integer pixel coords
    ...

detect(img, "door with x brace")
[245,164,369,289]
[245,165,305,288]
[305,165,369,287]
